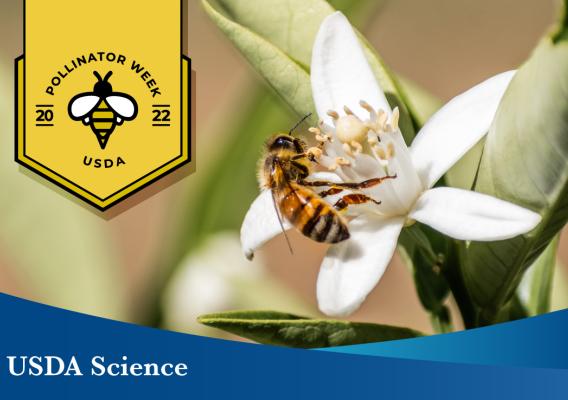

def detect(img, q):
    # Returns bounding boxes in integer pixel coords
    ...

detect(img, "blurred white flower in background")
[162,232,312,337]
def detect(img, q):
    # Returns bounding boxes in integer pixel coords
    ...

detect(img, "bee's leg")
[333,194,381,211]
[336,175,397,189]
[318,187,344,199]
[290,160,310,178]
[291,151,319,164]
[306,143,326,163]
[291,154,308,161]
[301,174,396,190]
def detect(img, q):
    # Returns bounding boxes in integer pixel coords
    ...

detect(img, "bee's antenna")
[103,71,113,81]
[288,113,312,136]
[93,71,103,81]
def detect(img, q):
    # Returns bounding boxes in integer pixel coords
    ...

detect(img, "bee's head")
[93,71,113,96]
[267,134,305,155]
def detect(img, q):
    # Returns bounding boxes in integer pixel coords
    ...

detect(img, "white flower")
[241,12,542,317]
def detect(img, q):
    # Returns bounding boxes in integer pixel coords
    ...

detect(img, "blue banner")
[1,293,567,399]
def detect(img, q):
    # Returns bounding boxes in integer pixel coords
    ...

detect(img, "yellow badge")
[16,0,191,210]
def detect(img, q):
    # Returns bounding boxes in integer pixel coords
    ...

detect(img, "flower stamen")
[350,140,363,154]
[391,107,400,131]
[367,132,379,145]
[328,156,351,171]
[327,110,340,120]
[377,109,387,131]
[310,125,332,143]
[307,146,323,160]
[359,100,373,113]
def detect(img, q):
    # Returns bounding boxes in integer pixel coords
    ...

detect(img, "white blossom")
[241,12,541,317]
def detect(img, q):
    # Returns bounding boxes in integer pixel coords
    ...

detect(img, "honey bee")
[259,119,395,246]
[68,71,138,149]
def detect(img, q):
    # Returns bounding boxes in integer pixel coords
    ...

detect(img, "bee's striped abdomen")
[276,183,350,243]
[89,100,116,149]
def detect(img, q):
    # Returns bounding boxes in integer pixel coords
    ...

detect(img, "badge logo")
[15,0,191,210]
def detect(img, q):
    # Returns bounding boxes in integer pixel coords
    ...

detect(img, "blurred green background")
[0,0,566,337]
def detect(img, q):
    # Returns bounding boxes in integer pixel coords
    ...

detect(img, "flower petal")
[316,215,405,316]
[311,11,391,125]
[409,187,541,241]
[308,171,343,183]
[410,71,516,189]
[240,190,290,260]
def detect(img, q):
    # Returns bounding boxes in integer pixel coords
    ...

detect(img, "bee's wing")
[68,94,100,119]
[106,94,138,120]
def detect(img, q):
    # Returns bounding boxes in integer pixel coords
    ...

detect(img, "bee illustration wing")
[69,94,100,120]
[106,94,138,120]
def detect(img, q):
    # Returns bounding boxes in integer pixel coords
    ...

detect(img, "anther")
[307,147,323,159]
[350,141,363,154]
[343,105,354,115]
[359,100,373,113]
[327,110,340,120]
[391,107,400,131]
[315,133,332,143]
[367,133,379,145]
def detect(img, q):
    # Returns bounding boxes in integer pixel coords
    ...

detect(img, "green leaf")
[398,225,451,333]
[214,0,384,67]
[552,0,568,42]
[202,0,315,119]
[462,31,568,323]
[213,0,335,66]
[520,235,559,316]
[551,260,568,311]
[203,0,418,140]
[198,310,423,348]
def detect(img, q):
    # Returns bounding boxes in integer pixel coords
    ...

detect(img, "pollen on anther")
[367,133,379,145]
[391,107,400,131]
[343,106,354,116]
[327,110,340,120]
[350,141,363,154]
[359,100,373,113]
[307,147,323,159]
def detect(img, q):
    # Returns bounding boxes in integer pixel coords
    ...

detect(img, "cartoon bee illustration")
[68,71,138,149]
[259,117,395,251]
